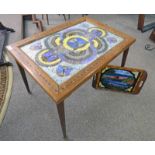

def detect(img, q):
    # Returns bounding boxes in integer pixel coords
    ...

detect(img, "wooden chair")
[59,14,70,21]
[41,14,69,25]
[32,15,44,32]
[42,14,49,25]
[22,14,44,34]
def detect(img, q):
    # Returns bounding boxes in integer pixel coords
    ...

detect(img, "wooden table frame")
[6,17,135,139]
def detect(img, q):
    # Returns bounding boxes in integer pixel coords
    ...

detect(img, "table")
[6,17,135,139]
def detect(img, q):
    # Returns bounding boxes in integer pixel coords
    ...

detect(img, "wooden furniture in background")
[32,15,43,32]
[6,17,135,138]
[137,14,155,32]
[137,14,145,31]
[42,14,49,25]
[22,14,43,33]
[59,14,70,21]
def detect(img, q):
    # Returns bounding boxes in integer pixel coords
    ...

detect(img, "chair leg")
[82,14,88,17]
[63,14,67,21]
[32,14,43,32]
[45,14,49,25]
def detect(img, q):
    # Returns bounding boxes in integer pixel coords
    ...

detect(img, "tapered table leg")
[16,61,31,94]
[121,48,129,67]
[42,14,44,20]
[56,101,67,139]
